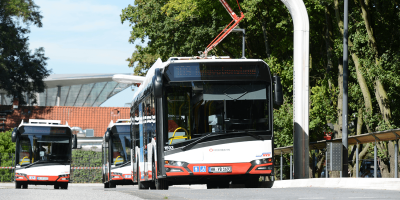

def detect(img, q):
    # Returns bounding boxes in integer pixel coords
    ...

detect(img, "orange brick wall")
[0,106,130,137]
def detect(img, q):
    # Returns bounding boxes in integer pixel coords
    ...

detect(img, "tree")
[0,0,50,105]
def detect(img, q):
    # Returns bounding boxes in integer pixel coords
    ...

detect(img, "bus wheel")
[54,184,60,189]
[155,178,169,190]
[22,184,28,189]
[61,183,68,189]
[15,181,21,189]
[138,165,150,190]
[149,161,156,189]
[218,181,230,189]
[138,179,150,190]
[244,176,260,188]
[207,182,217,189]
[104,182,109,188]
[109,181,116,188]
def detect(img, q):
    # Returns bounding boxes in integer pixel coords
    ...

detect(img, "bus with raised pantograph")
[129,57,283,190]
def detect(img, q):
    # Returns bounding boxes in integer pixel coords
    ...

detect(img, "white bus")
[102,119,133,188]
[12,119,77,189]
[130,57,283,190]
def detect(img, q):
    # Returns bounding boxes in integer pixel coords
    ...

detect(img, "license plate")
[124,175,131,178]
[208,166,232,173]
[37,177,48,180]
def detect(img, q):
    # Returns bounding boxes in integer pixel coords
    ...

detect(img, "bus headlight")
[165,160,185,166]
[253,158,272,165]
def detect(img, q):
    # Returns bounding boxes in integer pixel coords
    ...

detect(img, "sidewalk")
[2,178,400,190]
[272,178,400,191]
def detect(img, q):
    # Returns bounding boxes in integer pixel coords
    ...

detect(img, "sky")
[28,0,141,107]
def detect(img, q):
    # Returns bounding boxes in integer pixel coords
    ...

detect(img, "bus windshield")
[112,133,131,166]
[166,81,269,145]
[18,135,71,166]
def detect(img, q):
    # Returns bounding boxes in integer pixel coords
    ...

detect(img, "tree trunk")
[358,0,391,125]
[334,0,373,132]
[260,12,270,58]
[334,59,343,138]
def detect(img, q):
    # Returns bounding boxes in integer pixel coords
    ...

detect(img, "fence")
[0,150,103,183]
[273,155,399,180]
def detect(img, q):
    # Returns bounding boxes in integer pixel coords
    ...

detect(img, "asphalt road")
[1,183,399,200]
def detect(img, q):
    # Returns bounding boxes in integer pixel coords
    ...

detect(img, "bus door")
[139,103,145,180]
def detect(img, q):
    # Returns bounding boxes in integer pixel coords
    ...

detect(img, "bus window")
[166,87,191,145]
[112,135,125,165]
[18,136,32,166]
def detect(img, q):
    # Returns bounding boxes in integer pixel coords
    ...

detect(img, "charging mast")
[279,0,310,179]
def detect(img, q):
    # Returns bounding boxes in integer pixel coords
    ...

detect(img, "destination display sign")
[114,125,130,133]
[21,126,69,135]
[165,62,270,82]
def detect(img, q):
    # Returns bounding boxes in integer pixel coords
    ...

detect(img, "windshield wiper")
[181,132,215,151]
[22,160,40,168]
[225,129,265,141]
[113,161,131,168]
[244,130,264,141]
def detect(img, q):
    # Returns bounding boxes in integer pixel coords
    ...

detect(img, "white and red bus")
[130,57,282,190]
[12,119,77,189]
[102,119,133,188]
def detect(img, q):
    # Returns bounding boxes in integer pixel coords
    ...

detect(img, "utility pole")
[342,0,349,177]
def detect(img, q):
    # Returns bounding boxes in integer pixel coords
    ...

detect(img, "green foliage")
[71,150,102,183]
[0,129,15,182]
[0,0,49,105]
[0,129,15,154]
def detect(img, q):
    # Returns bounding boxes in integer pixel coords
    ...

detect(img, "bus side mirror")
[273,75,283,106]
[105,131,110,143]
[12,128,17,142]
[154,68,163,98]
[72,134,78,149]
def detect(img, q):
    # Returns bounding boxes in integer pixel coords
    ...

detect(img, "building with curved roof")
[0,73,133,107]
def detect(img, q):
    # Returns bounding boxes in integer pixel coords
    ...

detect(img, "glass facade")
[0,74,132,107]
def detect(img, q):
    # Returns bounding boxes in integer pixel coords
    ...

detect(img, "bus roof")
[18,119,70,128]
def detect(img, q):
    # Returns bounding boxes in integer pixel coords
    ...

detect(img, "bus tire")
[109,181,116,188]
[62,183,68,189]
[138,180,150,190]
[15,181,21,189]
[137,164,149,190]
[104,182,109,188]
[218,181,230,189]
[155,178,169,190]
[149,160,156,189]
[207,182,218,189]
[244,176,260,188]
[54,184,59,189]
[22,184,28,189]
